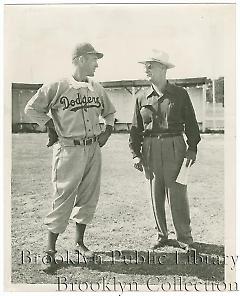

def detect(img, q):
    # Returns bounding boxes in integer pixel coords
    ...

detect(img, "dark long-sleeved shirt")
[129,82,201,158]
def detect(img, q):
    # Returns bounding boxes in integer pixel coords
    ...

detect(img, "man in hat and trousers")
[25,43,116,270]
[129,50,201,250]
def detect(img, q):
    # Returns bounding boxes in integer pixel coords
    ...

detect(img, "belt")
[144,132,182,139]
[73,136,98,146]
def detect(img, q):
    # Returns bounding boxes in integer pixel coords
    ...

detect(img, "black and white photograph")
[3,1,237,292]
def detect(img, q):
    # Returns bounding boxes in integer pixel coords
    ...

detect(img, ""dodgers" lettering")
[60,93,101,111]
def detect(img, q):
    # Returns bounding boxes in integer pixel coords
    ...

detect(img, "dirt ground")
[10,133,224,288]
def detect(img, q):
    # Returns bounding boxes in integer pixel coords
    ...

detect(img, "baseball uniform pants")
[142,135,193,244]
[45,140,101,234]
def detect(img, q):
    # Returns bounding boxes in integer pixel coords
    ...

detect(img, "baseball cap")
[72,43,104,60]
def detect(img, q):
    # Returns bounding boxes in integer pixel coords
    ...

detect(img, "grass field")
[11,133,224,289]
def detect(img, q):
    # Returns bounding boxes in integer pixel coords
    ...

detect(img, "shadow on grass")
[45,241,224,281]
[189,241,224,256]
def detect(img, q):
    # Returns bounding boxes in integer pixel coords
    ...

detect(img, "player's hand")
[97,131,110,147]
[185,149,196,167]
[133,157,143,172]
[46,127,58,147]
[98,125,113,148]
[45,118,58,147]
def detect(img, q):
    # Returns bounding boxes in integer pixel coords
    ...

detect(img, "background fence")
[12,77,224,133]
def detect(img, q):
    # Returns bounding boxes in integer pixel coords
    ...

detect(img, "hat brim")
[87,51,104,59]
[138,59,175,69]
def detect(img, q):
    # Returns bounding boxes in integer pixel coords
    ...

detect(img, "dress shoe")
[151,237,169,249]
[177,241,196,251]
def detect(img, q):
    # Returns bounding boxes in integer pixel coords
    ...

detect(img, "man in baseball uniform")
[25,43,116,270]
[129,50,201,250]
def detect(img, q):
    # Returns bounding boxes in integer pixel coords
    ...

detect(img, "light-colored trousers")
[142,135,193,244]
[45,141,101,234]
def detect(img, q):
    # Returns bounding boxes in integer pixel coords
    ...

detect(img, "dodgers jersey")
[25,77,116,139]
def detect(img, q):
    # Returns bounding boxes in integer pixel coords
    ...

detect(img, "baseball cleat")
[42,249,57,272]
[75,243,94,258]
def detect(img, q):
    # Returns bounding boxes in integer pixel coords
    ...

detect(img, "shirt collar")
[68,76,94,91]
[152,84,164,97]
[146,81,174,98]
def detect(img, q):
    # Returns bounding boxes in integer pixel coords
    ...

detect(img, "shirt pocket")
[140,106,153,125]
[140,100,158,124]
[166,99,181,122]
